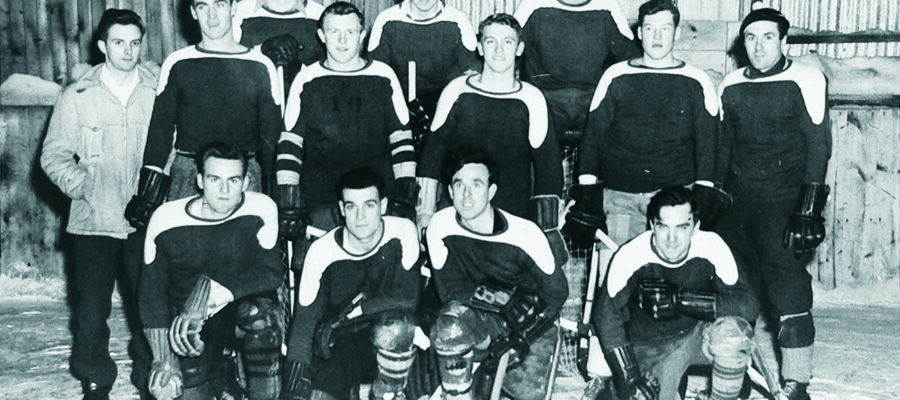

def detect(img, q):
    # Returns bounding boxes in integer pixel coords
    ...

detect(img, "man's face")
[449,163,496,222]
[340,187,386,242]
[477,23,523,75]
[638,11,679,61]
[650,203,697,263]
[99,24,143,73]
[744,20,785,72]
[192,0,233,41]
[317,13,366,67]
[197,157,248,216]
[409,0,439,14]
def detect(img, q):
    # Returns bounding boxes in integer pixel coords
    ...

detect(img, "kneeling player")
[281,167,423,400]
[594,186,759,400]
[425,154,568,400]
[139,142,285,400]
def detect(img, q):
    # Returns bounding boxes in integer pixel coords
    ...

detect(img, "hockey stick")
[544,325,563,400]
[490,351,512,400]
[749,344,782,400]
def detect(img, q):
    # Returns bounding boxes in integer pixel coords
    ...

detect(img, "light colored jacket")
[41,64,157,239]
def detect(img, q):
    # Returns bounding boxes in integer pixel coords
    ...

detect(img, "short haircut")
[442,151,499,187]
[96,8,146,42]
[334,166,385,201]
[190,0,234,7]
[477,13,521,42]
[319,1,365,31]
[195,141,250,177]
[638,0,680,28]
[739,8,790,39]
[646,186,699,225]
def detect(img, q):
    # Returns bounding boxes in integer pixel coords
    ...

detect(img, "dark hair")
[739,8,790,39]
[334,166,385,201]
[319,1,365,31]
[477,13,521,42]
[646,186,698,226]
[96,9,146,43]
[195,141,250,176]
[190,0,234,7]
[638,0,680,28]
[442,151,499,187]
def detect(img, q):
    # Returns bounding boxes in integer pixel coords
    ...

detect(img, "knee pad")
[236,296,285,334]
[778,312,815,348]
[704,316,754,361]
[373,311,416,353]
[430,302,486,355]
[436,346,475,396]
[242,327,281,400]
[372,312,418,397]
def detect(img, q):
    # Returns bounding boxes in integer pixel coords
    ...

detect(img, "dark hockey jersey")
[142,46,282,174]
[139,192,282,329]
[288,216,421,364]
[578,60,719,192]
[718,57,830,200]
[594,230,758,349]
[418,74,563,218]
[232,0,325,66]
[514,0,639,91]
[276,60,415,206]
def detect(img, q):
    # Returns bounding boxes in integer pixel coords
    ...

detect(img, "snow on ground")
[0,275,897,399]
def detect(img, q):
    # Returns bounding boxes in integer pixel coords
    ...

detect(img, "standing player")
[140,142,284,400]
[40,9,155,399]
[368,0,479,143]
[569,0,728,253]
[275,2,417,270]
[126,0,283,228]
[426,153,568,400]
[717,9,831,400]
[417,13,563,252]
[281,167,422,400]
[594,186,759,400]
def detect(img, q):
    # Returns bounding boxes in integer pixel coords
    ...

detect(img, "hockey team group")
[39,0,831,399]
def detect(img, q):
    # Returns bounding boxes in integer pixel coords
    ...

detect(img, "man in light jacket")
[40,9,156,400]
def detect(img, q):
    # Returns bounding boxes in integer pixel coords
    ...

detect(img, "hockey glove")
[145,328,182,400]
[125,168,170,228]
[169,276,215,357]
[275,184,308,241]
[468,283,553,369]
[639,278,716,321]
[606,344,660,400]
[783,183,829,254]
[563,184,607,252]
[313,292,366,360]
[408,98,431,151]
[692,183,732,231]
[387,177,420,222]
[261,34,303,68]
[281,361,312,400]
[530,195,569,265]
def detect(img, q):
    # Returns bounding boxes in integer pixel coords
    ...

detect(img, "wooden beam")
[64,0,81,78]
[49,0,68,84]
[788,32,900,44]
[78,0,93,66]
[0,0,13,83]
[38,0,55,81]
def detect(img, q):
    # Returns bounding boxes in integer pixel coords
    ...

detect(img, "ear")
[488,183,497,201]
[358,29,367,45]
[241,175,250,192]
[191,5,199,20]
[515,41,524,57]
[476,41,484,57]
[196,174,204,190]
[380,197,388,215]
[339,200,347,217]
[317,28,325,44]
[637,27,643,41]
[97,40,109,57]
[674,26,682,41]
[447,184,455,200]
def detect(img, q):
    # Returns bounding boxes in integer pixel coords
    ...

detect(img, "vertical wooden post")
[0,0,12,83]
[159,0,176,57]
[78,0,93,65]
[50,0,69,84]
[23,0,41,78]
[64,0,81,78]
[144,0,162,65]
[37,0,55,81]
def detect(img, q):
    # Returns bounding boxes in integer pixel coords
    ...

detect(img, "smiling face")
[197,156,248,217]
[477,23,523,75]
[650,203,697,263]
[98,24,143,73]
[638,10,679,63]
[318,12,366,69]
[744,20,785,72]
[340,186,386,244]
[192,0,234,42]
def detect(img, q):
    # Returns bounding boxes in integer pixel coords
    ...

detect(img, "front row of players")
[141,141,760,400]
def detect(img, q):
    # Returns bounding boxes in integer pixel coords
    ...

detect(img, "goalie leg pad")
[431,302,489,355]
[372,312,417,398]
[436,347,475,397]
[704,317,753,400]
[237,297,284,400]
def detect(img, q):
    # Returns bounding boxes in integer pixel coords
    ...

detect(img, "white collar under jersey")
[718,61,826,125]
[513,0,633,39]
[100,64,139,106]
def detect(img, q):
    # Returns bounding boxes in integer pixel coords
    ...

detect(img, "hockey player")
[281,167,422,400]
[513,0,639,160]
[426,153,569,400]
[568,0,729,253]
[716,9,831,400]
[40,9,155,399]
[594,186,759,400]
[139,142,285,400]
[417,13,564,254]
[125,0,283,227]
[368,0,479,144]
[275,1,417,269]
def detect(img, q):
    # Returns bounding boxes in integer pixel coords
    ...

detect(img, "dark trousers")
[66,232,151,390]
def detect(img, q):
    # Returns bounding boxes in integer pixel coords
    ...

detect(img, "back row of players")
[54,0,829,399]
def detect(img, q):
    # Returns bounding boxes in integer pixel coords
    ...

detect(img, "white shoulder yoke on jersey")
[589,60,719,116]
[513,0,633,39]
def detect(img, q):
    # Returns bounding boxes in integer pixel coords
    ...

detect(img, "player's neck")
[324,57,366,72]
[343,222,384,254]
[199,35,245,53]
[102,62,138,84]
[639,54,680,68]
[473,71,518,93]
[264,0,302,13]
[407,1,440,20]
[459,207,495,235]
